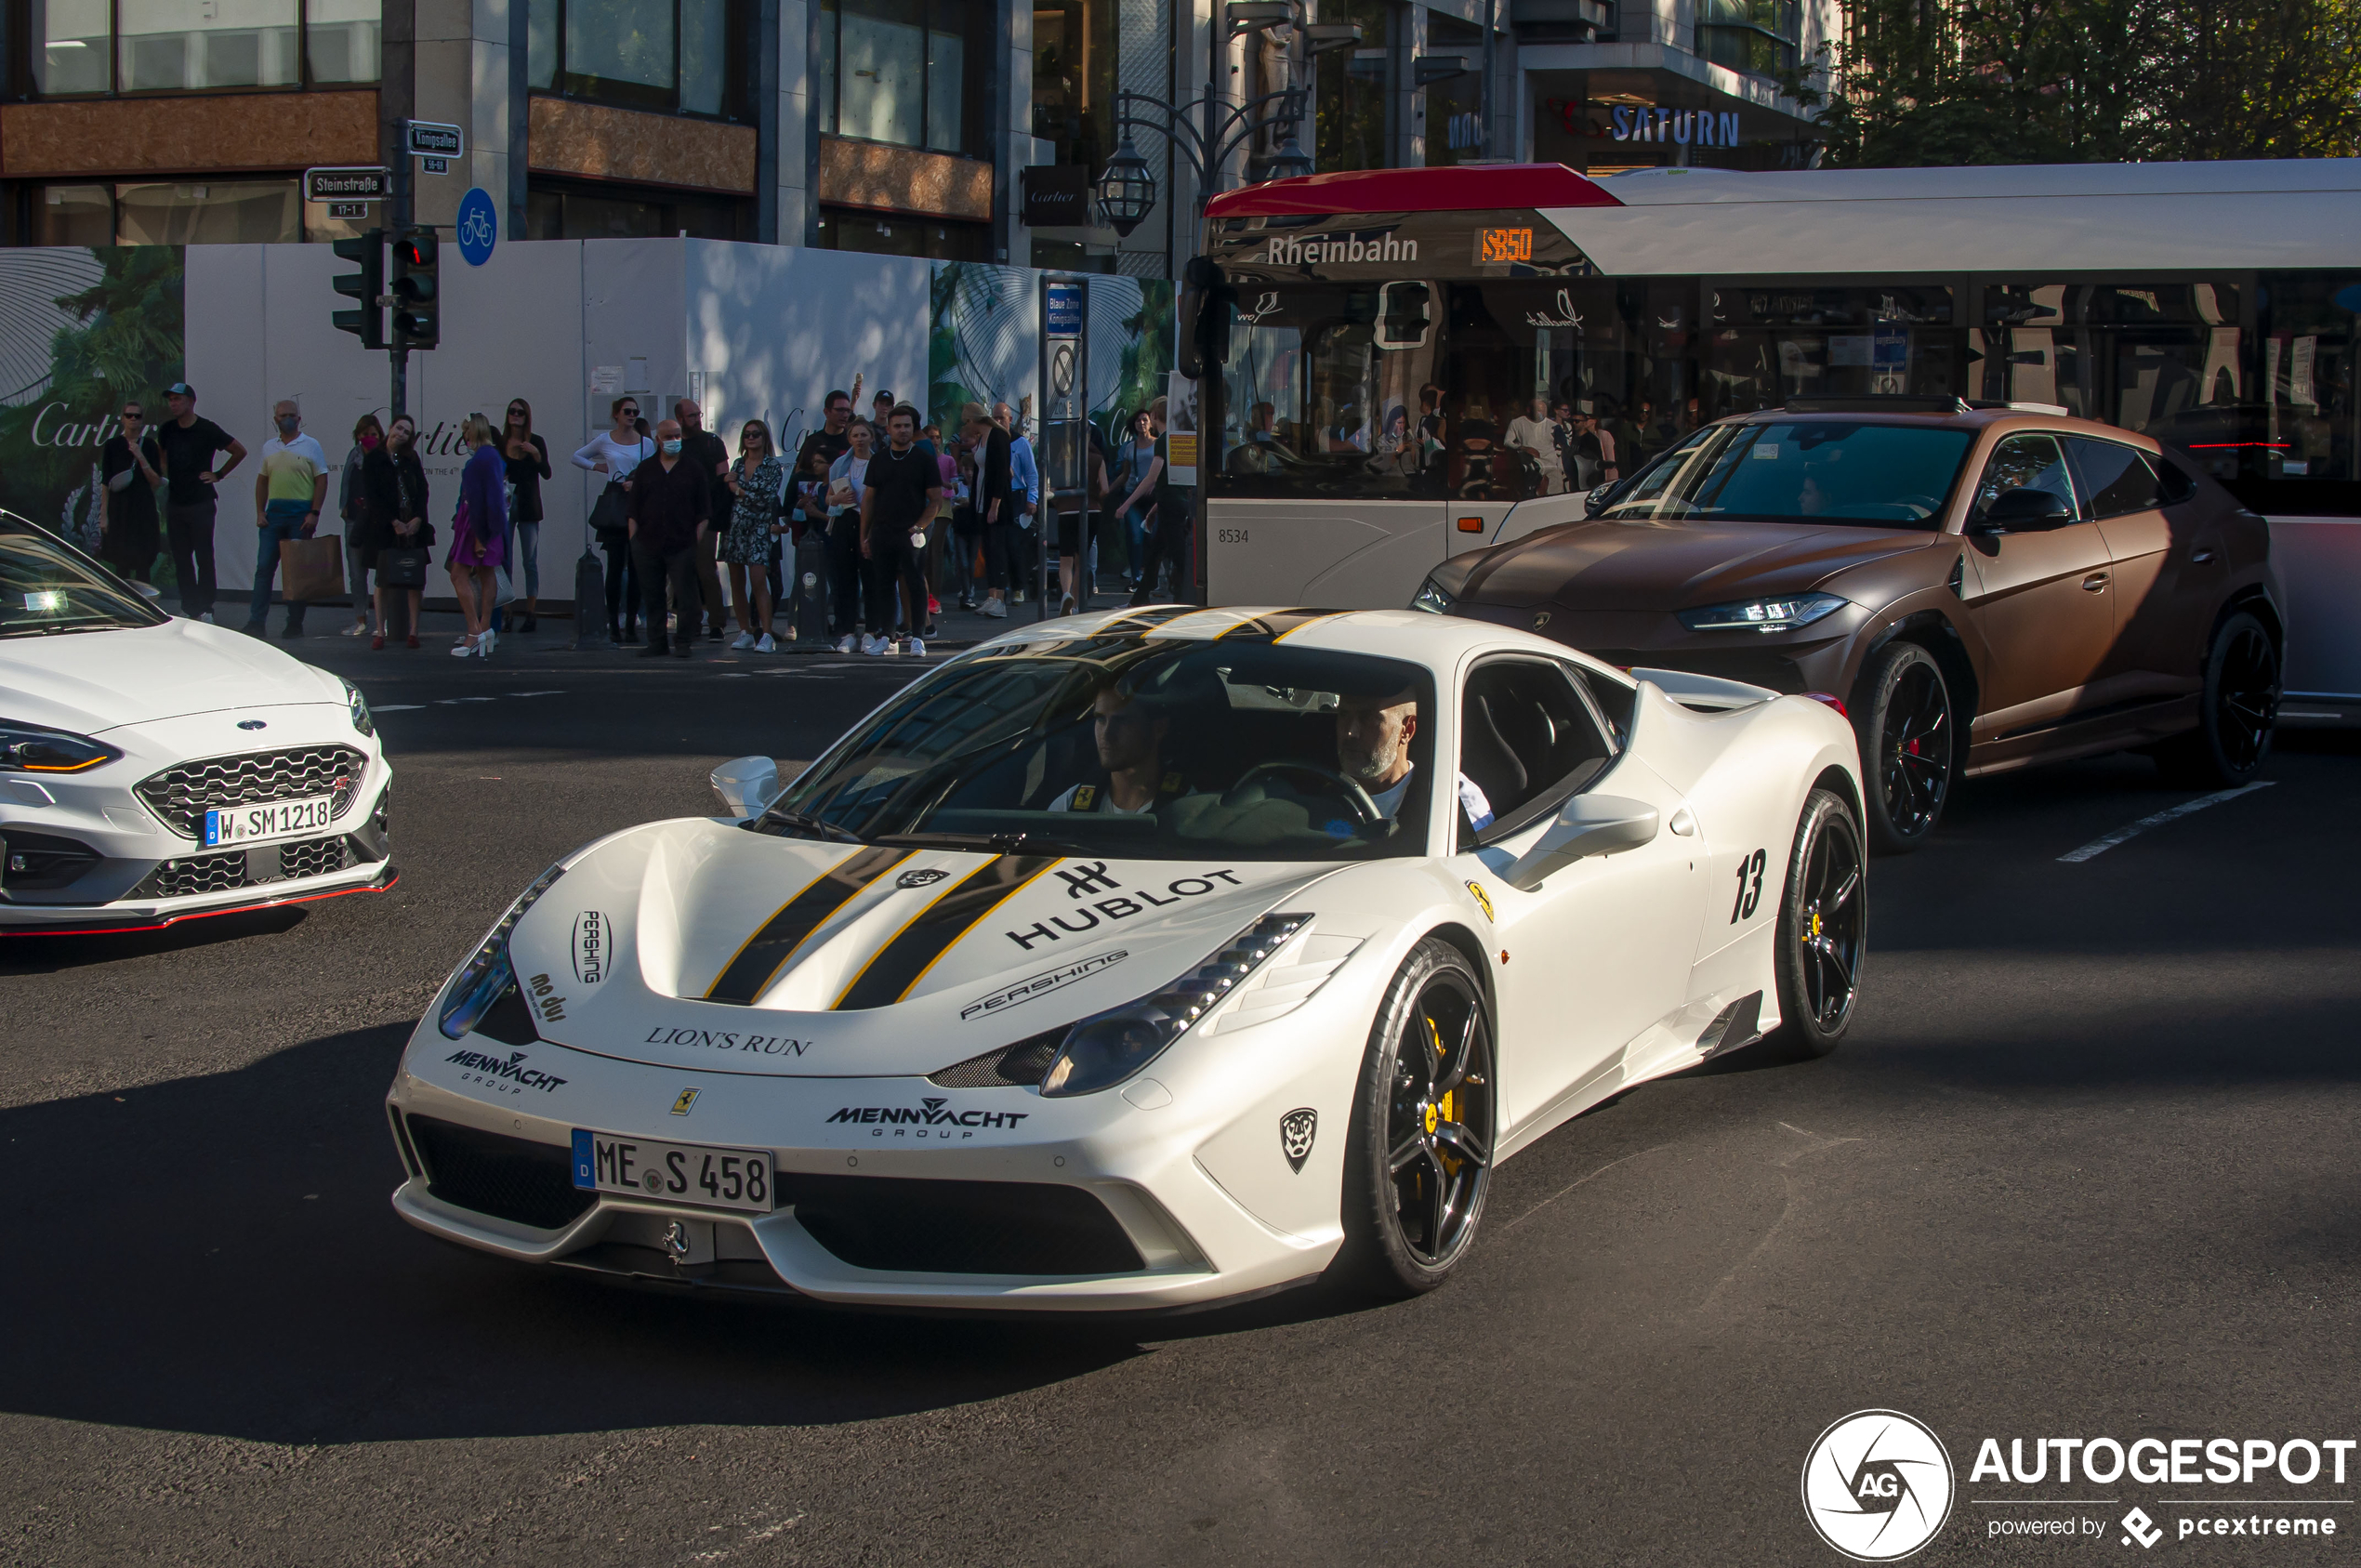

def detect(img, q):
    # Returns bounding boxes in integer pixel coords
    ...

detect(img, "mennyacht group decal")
[1801,1408,2352,1559]
[0,246,185,566]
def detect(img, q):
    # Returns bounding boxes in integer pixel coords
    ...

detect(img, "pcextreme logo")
[1802,1410,1956,1561]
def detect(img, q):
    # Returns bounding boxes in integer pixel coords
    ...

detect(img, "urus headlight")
[338,677,375,738]
[1040,913,1309,1097]
[1677,592,1847,634]
[0,718,120,774]
[1409,575,1456,615]
[438,863,566,1040]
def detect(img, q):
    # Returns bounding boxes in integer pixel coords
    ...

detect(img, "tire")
[1328,938,1497,1298]
[1853,641,1954,855]
[1770,787,1867,1058]
[2155,610,2278,789]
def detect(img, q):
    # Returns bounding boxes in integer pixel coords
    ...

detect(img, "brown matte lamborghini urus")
[1416,399,2283,852]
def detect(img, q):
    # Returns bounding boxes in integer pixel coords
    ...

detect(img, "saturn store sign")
[1611,106,1742,146]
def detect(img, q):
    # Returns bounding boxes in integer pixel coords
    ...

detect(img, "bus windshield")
[1598,420,1975,530]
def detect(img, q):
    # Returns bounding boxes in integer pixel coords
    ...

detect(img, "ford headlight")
[339,676,375,738]
[438,863,565,1040]
[1040,913,1309,1097]
[1677,592,1847,634]
[0,718,120,774]
[1409,575,1456,615]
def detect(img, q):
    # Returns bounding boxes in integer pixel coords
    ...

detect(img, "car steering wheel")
[1222,759,1386,828]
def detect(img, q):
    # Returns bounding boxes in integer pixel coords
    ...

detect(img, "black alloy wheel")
[1332,939,1496,1298]
[2157,610,2279,788]
[1855,641,1953,854]
[1771,788,1866,1058]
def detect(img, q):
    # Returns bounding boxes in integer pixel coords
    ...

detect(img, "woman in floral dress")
[720,419,787,652]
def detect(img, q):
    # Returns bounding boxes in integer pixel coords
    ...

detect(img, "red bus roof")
[1204,163,1622,217]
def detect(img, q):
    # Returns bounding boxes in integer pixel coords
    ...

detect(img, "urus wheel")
[1331,938,1497,1298]
[2157,609,2278,788]
[1854,641,1953,855]
[1772,787,1866,1058]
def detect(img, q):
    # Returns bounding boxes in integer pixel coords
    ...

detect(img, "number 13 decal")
[1729,849,1766,922]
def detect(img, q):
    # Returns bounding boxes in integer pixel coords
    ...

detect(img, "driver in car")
[1338,687,1494,833]
[1050,679,1186,814]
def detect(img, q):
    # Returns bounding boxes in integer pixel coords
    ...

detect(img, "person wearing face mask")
[337,414,384,637]
[359,414,430,649]
[99,401,165,585]
[245,398,326,639]
[625,417,711,657]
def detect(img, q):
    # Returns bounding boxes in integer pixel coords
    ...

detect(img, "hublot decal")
[1006,868,1245,951]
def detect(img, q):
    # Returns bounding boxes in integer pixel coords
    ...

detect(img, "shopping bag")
[279,534,345,600]
[376,546,429,588]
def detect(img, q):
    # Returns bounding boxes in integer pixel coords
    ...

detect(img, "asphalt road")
[6,626,2357,1568]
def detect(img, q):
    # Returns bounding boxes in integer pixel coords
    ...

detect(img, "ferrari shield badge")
[1280,1108,1318,1173]
[1464,880,1495,922]
[670,1087,699,1115]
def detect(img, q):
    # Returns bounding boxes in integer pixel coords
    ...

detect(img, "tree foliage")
[1796,0,2361,165]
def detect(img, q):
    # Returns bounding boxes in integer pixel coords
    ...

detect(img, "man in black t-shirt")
[152,381,246,621]
[675,397,732,639]
[100,401,165,583]
[858,404,943,656]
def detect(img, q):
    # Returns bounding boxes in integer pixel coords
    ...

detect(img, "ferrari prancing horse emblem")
[1280,1108,1318,1173]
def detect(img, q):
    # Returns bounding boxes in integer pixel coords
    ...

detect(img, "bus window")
[1219,283,1443,497]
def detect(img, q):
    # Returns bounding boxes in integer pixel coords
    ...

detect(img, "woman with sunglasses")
[501,399,551,632]
[719,419,787,652]
[574,395,653,643]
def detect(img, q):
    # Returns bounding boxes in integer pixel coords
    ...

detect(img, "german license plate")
[570,1129,774,1213]
[203,794,335,848]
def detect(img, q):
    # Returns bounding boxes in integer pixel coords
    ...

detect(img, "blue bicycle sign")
[456,187,497,266]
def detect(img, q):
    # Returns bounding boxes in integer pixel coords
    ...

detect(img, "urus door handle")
[2081,573,2109,591]
[2192,547,2219,564]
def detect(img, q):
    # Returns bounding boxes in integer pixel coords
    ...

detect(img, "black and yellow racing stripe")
[705,846,914,1005]
[1091,602,1202,638]
[832,854,1062,1011]
[1227,607,1350,642]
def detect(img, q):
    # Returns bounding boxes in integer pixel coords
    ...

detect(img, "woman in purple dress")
[446,413,509,657]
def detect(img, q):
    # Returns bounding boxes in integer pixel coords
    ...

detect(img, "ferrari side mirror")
[1501,793,1659,891]
[710,755,781,819]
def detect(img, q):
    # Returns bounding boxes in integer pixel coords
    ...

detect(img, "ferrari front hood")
[505,819,1336,1078]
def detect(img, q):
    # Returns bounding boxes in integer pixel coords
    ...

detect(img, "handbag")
[377,546,429,587]
[589,481,630,543]
[279,534,345,600]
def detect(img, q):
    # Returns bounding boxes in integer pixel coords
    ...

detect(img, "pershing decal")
[1005,865,1246,951]
[572,911,609,984]
[961,949,1129,1021]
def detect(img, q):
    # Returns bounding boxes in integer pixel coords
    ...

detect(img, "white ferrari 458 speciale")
[387,605,1865,1311]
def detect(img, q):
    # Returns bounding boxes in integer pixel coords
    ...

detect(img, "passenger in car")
[1049,679,1182,815]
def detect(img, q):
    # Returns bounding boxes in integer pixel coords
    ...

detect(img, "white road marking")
[508,689,567,696]
[2057,781,2276,863]
[373,704,425,712]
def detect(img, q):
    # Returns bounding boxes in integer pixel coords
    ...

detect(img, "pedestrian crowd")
[92,377,1193,660]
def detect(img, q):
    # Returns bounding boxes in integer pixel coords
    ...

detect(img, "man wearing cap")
[154,382,246,623]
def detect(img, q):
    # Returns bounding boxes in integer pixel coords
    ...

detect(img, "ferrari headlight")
[1409,574,1456,615]
[1040,913,1310,1097]
[438,863,566,1040]
[338,677,376,738]
[0,718,120,774]
[1677,592,1847,634]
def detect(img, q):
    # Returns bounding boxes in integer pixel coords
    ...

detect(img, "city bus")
[1187,158,2361,719]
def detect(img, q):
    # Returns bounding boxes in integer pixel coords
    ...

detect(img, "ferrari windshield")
[0,520,165,637]
[764,637,1437,861]
[1598,420,1974,530]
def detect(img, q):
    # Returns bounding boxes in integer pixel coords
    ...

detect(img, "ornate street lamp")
[1095,134,1158,238]
[1264,132,1315,182]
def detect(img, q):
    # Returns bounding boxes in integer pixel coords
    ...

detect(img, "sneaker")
[637,641,669,658]
[1060,595,1076,616]
[862,635,887,656]
[730,632,756,651]
[982,599,1009,619]
[342,620,368,638]
[907,637,925,658]
[242,622,267,639]
[836,634,857,653]
[755,633,775,653]
[927,595,941,614]
[199,612,216,625]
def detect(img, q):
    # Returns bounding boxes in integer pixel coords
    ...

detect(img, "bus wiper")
[753,807,864,843]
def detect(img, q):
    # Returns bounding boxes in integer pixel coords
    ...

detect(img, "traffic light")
[330,229,385,349]
[389,227,439,350]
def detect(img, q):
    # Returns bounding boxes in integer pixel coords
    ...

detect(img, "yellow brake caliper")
[1425,1013,1459,1176]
